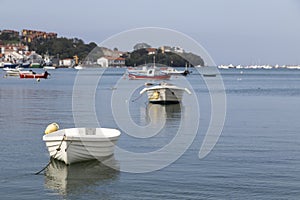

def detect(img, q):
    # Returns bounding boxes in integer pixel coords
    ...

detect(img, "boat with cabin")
[160,67,190,76]
[127,66,148,74]
[128,68,171,80]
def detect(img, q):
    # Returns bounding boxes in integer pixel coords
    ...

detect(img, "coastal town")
[2,1,300,199]
[1,29,299,70]
[0,29,203,69]
[0,29,127,68]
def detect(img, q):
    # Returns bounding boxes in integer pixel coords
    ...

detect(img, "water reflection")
[44,156,120,195]
[144,103,182,126]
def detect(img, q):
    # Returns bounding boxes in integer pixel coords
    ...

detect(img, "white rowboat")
[43,127,121,165]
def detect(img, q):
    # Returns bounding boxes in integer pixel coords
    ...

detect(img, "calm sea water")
[0,68,300,200]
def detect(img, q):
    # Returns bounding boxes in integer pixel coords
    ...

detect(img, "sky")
[1,0,299,65]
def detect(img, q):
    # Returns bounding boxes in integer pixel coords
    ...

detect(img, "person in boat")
[44,71,50,77]
[29,70,36,74]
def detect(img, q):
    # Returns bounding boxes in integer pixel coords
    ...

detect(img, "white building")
[174,46,184,53]
[97,56,125,67]
[59,58,74,67]
[28,52,43,63]
[0,44,29,61]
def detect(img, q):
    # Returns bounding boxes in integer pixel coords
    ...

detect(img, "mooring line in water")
[35,134,66,175]
[131,94,143,102]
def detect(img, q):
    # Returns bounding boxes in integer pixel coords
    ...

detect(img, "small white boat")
[3,67,23,71]
[127,66,148,74]
[74,65,85,70]
[140,82,191,104]
[43,66,56,70]
[3,67,31,77]
[128,68,171,80]
[160,67,190,76]
[4,69,21,76]
[43,125,121,165]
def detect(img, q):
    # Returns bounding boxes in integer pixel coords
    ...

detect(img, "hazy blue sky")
[1,0,299,65]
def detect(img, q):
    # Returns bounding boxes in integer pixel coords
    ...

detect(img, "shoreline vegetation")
[0,29,204,68]
[1,29,299,69]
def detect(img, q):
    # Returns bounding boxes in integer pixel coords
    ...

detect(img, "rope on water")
[35,134,66,175]
[131,94,144,102]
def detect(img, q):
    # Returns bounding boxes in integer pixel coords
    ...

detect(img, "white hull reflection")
[45,157,119,195]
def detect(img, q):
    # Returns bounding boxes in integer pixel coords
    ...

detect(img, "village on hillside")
[0,29,204,69]
[1,29,299,70]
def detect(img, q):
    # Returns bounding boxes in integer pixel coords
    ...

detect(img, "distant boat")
[19,71,50,79]
[160,67,190,76]
[4,68,21,76]
[43,127,121,165]
[3,67,28,76]
[140,82,191,104]
[43,66,56,70]
[74,65,86,70]
[128,68,171,80]
[3,62,19,68]
[30,63,41,68]
[127,66,148,74]
[3,66,23,71]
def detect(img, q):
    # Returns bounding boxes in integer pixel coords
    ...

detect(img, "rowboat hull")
[43,128,121,165]
[140,83,191,104]
[146,88,185,104]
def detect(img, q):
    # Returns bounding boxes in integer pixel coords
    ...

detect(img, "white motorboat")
[43,125,121,165]
[74,65,85,70]
[140,82,191,104]
[127,66,148,74]
[3,67,23,71]
[43,66,56,70]
[160,67,190,76]
[128,68,171,80]
[4,68,21,76]
[3,67,32,77]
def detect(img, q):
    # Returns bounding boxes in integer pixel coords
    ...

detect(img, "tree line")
[1,31,204,66]
[27,38,97,61]
[125,48,204,67]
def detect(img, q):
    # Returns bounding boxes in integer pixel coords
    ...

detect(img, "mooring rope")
[131,94,144,102]
[35,134,66,175]
[65,140,73,152]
